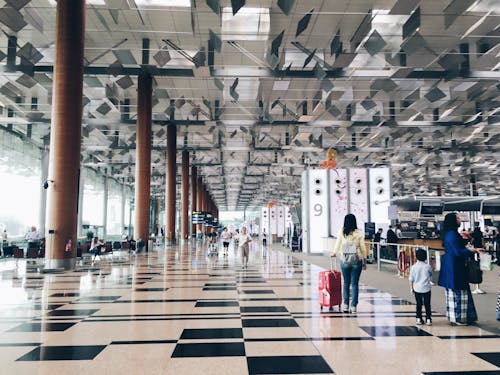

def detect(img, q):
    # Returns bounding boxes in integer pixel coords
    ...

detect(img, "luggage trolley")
[207,238,218,257]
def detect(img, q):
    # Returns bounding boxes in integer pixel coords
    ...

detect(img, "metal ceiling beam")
[13,65,500,81]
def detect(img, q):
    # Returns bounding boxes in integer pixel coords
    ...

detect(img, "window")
[222,7,270,41]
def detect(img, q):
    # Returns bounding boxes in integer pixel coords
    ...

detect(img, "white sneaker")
[342,304,349,313]
[425,319,432,326]
[416,318,423,325]
[350,307,357,314]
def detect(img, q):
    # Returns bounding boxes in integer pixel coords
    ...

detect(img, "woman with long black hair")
[438,213,481,325]
[332,214,367,314]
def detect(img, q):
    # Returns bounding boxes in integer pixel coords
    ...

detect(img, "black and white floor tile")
[0,241,499,374]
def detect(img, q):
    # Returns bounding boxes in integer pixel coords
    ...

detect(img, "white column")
[77,168,85,238]
[39,149,49,236]
[102,175,108,238]
[120,183,125,237]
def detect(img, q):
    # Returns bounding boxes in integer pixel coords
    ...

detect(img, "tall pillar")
[197,177,203,233]
[39,149,49,236]
[165,124,177,243]
[102,175,108,239]
[154,198,160,236]
[134,74,153,243]
[45,0,85,270]
[181,150,189,241]
[191,166,197,237]
[120,184,125,237]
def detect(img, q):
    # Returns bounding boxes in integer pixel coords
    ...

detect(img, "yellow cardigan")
[332,229,367,259]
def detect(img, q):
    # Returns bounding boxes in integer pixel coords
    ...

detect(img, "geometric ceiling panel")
[390,0,419,14]
[0,6,27,32]
[277,0,295,15]
[295,9,313,37]
[437,51,466,71]
[424,87,446,103]
[17,42,43,64]
[5,0,31,10]
[16,73,37,88]
[116,76,134,90]
[113,49,137,65]
[400,32,426,55]
[153,48,171,67]
[402,7,420,40]
[363,30,386,56]
[84,76,103,88]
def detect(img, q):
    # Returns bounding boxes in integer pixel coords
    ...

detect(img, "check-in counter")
[398,238,443,251]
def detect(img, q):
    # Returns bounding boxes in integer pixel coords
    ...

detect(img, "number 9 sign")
[313,203,323,216]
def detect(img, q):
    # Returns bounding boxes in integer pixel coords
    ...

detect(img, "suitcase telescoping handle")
[330,255,337,271]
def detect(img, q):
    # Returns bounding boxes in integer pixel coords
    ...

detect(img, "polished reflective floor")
[0,241,499,374]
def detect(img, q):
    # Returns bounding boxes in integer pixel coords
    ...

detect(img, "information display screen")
[481,202,500,215]
[419,202,444,215]
[191,211,205,224]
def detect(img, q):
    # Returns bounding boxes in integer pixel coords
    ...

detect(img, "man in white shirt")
[25,226,41,250]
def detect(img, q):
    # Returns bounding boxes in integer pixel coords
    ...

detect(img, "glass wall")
[0,132,41,239]
[0,130,135,241]
[106,178,122,235]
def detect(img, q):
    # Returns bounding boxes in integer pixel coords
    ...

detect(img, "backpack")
[342,241,359,265]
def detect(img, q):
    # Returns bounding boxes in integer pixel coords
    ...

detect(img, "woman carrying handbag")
[438,213,481,325]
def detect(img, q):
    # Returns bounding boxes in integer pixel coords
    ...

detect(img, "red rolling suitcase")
[319,257,342,311]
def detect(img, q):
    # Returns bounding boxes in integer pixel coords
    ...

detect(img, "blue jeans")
[340,260,363,307]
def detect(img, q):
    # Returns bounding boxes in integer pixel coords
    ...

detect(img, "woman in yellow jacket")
[331,214,367,313]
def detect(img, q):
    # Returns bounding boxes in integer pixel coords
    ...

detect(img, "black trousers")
[414,291,431,320]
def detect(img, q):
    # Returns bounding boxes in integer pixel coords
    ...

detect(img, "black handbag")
[466,256,483,284]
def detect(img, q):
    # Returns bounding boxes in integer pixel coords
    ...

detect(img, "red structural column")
[165,124,177,243]
[191,166,197,237]
[180,150,189,241]
[134,74,152,243]
[45,0,85,269]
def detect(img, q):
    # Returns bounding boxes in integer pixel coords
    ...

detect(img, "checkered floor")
[0,241,499,374]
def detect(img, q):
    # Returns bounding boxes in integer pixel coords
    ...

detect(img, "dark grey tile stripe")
[84,316,242,322]
[110,340,177,345]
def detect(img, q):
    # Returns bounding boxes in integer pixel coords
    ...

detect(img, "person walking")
[438,213,481,326]
[331,214,367,314]
[220,227,231,256]
[238,226,252,269]
[409,249,433,326]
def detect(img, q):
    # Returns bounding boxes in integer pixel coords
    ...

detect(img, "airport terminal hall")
[1,0,500,374]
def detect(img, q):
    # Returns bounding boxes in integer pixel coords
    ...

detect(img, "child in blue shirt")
[409,249,433,326]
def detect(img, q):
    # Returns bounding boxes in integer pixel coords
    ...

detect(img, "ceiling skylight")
[222,7,270,41]
[49,0,105,5]
[134,0,191,6]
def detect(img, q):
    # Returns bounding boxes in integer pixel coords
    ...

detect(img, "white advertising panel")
[301,171,309,253]
[285,206,292,227]
[307,169,330,254]
[277,206,285,237]
[260,207,269,234]
[269,206,278,235]
[329,169,348,238]
[349,168,369,229]
[369,167,391,225]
